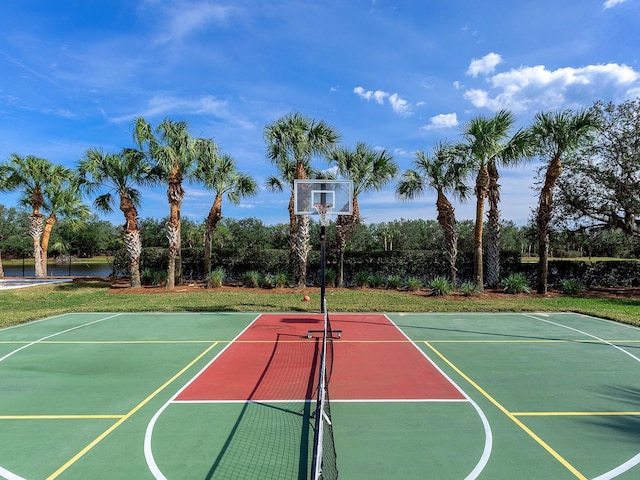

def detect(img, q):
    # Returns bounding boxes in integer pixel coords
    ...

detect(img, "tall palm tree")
[193,139,258,277]
[265,158,312,281]
[530,109,599,294]
[264,112,340,287]
[459,109,517,291]
[485,128,535,287]
[329,142,398,287]
[396,143,471,285]
[39,177,90,276]
[133,117,198,289]
[0,154,71,278]
[78,147,156,288]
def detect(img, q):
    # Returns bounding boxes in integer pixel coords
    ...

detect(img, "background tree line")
[1,98,638,290]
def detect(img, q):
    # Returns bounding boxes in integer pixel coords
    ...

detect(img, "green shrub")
[407,277,422,292]
[141,268,166,286]
[460,281,481,297]
[275,273,289,288]
[205,268,225,288]
[429,276,454,296]
[355,271,371,288]
[260,273,276,289]
[242,271,261,288]
[386,275,403,290]
[325,268,337,287]
[501,273,530,294]
[559,278,585,295]
[368,274,383,289]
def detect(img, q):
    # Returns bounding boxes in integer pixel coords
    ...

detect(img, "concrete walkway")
[0,278,73,290]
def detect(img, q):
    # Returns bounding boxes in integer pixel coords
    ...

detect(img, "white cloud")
[463,63,640,112]
[466,52,502,77]
[422,113,458,130]
[166,2,235,40]
[111,94,228,123]
[388,93,411,114]
[353,86,411,115]
[603,0,627,9]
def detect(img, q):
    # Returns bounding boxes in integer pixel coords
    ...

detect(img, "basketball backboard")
[293,180,353,216]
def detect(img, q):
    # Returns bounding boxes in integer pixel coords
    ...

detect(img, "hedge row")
[113,247,638,287]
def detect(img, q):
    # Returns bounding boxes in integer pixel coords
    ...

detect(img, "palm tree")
[78,147,156,288]
[133,117,198,289]
[39,177,90,276]
[329,142,398,287]
[265,158,312,281]
[0,154,71,278]
[459,109,517,291]
[485,128,535,287]
[264,112,340,287]
[396,143,471,285]
[193,139,258,277]
[530,109,599,294]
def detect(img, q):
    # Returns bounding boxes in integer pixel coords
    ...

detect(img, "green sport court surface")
[1,311,640,479]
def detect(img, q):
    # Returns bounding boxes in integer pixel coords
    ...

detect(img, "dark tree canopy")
[555,98,640,237]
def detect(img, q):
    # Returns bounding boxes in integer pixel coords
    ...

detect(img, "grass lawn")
[1,279,638,329]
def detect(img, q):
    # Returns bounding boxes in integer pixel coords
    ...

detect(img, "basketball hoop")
[314,203,333,226]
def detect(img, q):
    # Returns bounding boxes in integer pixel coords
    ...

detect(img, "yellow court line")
[514,411,640,417]
[423,341,587,480]
[0,415,124,420]
[46,341,220,480]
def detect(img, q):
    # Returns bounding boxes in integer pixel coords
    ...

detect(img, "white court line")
[523,313,640,479]
[0,313,122,364]
[384,315,493,480]
[144,313,262,480]
[0,313,122,480]
[0,466,26,480]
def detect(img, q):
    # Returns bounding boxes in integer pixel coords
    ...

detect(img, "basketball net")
[314,203,333,227]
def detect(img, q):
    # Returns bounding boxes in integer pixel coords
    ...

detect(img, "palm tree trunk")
[295,214,310,288]
[123,229,142,288]
[166,174,185,290]
[473,164,490,291]
[335,217,348,288]
[29,213,45,278]
[287,193,297,282]
[486,161,501,288]
[203,194,223,277]
[436,190,458,285]
[537,156,562,294]
[40,215,56,276]
[120,196,142,288]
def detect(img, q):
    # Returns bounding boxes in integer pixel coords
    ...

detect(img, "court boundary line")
[384,314,493,480]
[172,398,469,404]
[0,313,123,364]
[144,313,263,480]
[45,340,221,480]
[523,313,640,480]
[422,339,587,480]
[0,415,124,420]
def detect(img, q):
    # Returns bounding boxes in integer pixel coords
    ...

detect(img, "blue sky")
[1,0,639,227]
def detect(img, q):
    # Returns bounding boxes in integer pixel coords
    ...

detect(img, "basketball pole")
[320,223,326,313]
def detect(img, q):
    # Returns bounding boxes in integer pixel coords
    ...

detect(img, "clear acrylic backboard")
[293,180,353,217]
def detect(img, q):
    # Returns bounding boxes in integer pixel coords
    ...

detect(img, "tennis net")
[310,299,338,480]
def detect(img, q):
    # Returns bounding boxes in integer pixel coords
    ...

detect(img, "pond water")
[2,262,114,277]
